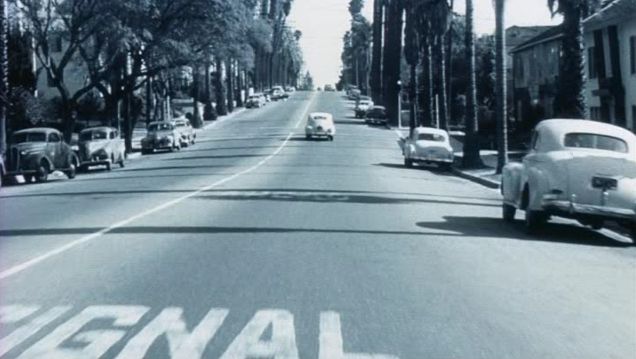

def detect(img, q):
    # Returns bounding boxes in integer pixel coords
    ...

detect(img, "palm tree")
[429,0,451,130]
[404,0,419,135]
[382,0,404,127]
[494,0,508,173]
[413,0,433,127]
[548,0,588,118]
[0,0,8,157]
[370,0,384,103]
[461,0,483,168]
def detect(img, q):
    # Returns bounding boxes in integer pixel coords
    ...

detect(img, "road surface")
[0,92,634,359]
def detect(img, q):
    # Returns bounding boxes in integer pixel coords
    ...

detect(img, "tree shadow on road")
[416,216,633,247]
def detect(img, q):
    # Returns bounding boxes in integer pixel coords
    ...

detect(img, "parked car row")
[246,86,294,110]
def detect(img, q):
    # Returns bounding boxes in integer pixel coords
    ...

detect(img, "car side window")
[48,133,61,143]
[110,131,116,139]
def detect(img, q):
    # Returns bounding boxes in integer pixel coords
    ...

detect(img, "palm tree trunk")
[370,0,383,103]
[495,0,508,173]
[462,0,483,168]
[226,60,234,113]
[419,38,433,127]
[0,0,8,156]
[382,0,404,127]
[434,36,448,130]
[215,58,228,116]
[555,2,586,118]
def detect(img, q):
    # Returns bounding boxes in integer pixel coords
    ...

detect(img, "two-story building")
[583,0,636,131]
[510,26,563,126]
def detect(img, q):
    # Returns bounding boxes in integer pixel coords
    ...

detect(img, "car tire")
[328,135,334,141]
[36,161,49,183]
[404,157,413,168]
[306,134,311,140]
[105,159,112,171]
[118,156,125,168]
[525,209,547,234]
[65,156,78,179]
[630,223,636,242]
[439,163,452,171]
[502,203,516,222]
[24,174,34,183]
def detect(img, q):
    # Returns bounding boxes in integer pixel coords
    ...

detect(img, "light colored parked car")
[501,119,636,239]
[5,128,79,183]
[246,94,266,108]
[354,96,374,118]
[141,121,182,154]
[398,127,454,170]
[78,127,126,171]
[305,112,336,141]
[174,118,196,147]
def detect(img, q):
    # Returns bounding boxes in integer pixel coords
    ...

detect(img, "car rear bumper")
[543,199,636,221]
[410,156,453,164]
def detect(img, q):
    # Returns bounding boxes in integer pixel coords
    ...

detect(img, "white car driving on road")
[305,112,335,141]
[501,119,636,239]
[399,127,454,170]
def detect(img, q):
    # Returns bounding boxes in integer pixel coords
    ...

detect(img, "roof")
[309,112,332,118]
[510,25,564,53]
[414,127,449,136]
[536,119,636,153]
[506,26,553,48]
[80,126,114,133]
[584,0,636,30]
[14,127,59,134]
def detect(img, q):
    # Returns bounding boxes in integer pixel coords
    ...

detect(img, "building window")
[588,47,597,79]
[630,36,636,75]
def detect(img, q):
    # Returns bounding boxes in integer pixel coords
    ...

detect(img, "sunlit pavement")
[0,92,634,359]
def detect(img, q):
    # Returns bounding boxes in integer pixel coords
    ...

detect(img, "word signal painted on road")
[0,305,399,359]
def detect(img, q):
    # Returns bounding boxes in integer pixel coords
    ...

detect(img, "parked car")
[501,119,636,239]
[324,84,336,92]
[398,127,454,170]
[271,86,288,101]
[174,118,196,146]
[354,96,374,118]
[284,86,296,93]
[5,128,79,183]
[347,88,361,100]
[141,121,182,154]
[246,94,266,108]
[305,112,336,141]
[78,127,126,171]
[365,106,388,125]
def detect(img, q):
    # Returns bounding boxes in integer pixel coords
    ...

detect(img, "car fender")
[502,162,523,205]
[524,165,550,211]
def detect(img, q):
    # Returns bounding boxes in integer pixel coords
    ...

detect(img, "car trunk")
[415,141,450,158]
[311,119,331,132]
[567,151,636,209]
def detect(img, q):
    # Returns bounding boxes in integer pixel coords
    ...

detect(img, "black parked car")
[365,106,388,125]
[4,128,79,183]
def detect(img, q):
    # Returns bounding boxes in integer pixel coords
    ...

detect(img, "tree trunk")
[409,63,417,136]
[226,60,234,113]
[192,64,202,128]
[215,58,228,116]
[555,3,586,118]
[462,0,483,168]
[419,39,433,127]
[0,0,7,156]
[370,0,383,103]
[382,0,404,127]
[495,0,508,173]
[434,36,448,130]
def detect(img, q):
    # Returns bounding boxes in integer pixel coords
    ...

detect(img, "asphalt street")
[0,92,634,359]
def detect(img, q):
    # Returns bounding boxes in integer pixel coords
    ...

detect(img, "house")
[510,26,564,126]
[583,0,636,131]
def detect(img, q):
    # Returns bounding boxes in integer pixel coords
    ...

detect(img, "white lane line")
[0,95,317,281]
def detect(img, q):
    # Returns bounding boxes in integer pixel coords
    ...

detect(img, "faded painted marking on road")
[0,93,317,281]
[0,305,400,359]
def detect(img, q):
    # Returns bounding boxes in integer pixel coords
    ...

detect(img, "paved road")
[0,92,634,359]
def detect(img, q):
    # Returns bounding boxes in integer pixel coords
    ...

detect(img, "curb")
[451,168,501,190]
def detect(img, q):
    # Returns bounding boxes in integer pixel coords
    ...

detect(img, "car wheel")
[525,209,547,234]
[404,157,413,168]
[328,135,334,141]
[630,223,636,242]
[502,203,516,222]
[105,159,112,171]
[24,174,34,183]
[65,156,78,179]
[118,155,125,168]
[36,161,49,183]
[439,163,452,171]
[306,134,311,140]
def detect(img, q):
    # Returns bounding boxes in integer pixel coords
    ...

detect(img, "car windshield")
[564,133,628,153]
[368,109,386,117]
[80,131,108,141]
[149,123,172,131]
[12,132,47,143]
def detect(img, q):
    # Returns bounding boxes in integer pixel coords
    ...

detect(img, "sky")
[288,0,562,87]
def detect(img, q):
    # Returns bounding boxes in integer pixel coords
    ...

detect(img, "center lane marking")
[0,94,317,281]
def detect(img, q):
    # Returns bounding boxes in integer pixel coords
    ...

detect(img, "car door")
[47,132,63,169]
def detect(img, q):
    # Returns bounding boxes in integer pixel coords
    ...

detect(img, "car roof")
[414,127,449,136]
[148,121,175,126]
[14,127,58,134]
[536,119,636,153]
[80,126,114,133]
[309,112,332,119]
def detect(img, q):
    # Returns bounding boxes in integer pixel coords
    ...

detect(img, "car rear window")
[368,109,386,118]
[80,131,107,141]
[564,133,628,153]
[417,133,445,142]
[12,132,46,143]
[149,123,173,131]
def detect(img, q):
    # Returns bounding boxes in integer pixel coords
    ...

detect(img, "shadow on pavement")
[375,162,453,174]
[416,216,633,247]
